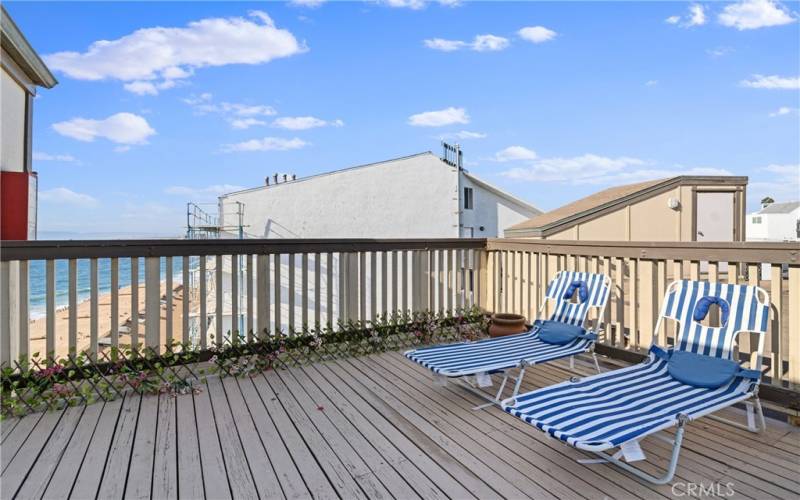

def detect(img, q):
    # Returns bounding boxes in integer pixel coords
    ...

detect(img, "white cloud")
[718,0,795,30]
[501,153,733,185]
[666,4,707,27]
[222,137,309,152]
[687,4,707,26]
[44,11,305,95]
[645,80,659,86]
[439,130,487,140]
[749,163,800,204]
[741,74,800,89]
[164,184,245,196]
[52,112,156,145]
[379,0,426,9]
[123,79,185,95]
[493,146,538,162]
[424,34,509,52]
[230,118,267,129]
[290,0,326,7]
[39,187,98,207]
[471,34,510,52]
[271,116,344,130]
[424,38,467,52]
[500,153,648,183]
[123,81,158,96]
[374,0,464,10]
[32,151,78,163]
[769,106,797,117]
[517,26,557,43]
[408,107,469,127]
[184,93,278,128]
[378,0,463,7]
[706,46,734,57]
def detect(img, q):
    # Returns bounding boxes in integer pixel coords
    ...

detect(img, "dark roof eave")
[1,6,58,89]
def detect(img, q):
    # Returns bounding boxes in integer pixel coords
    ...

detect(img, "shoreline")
[28,272,185,321]
[28,280,186,358]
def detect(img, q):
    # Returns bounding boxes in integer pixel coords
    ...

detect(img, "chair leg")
[458,371,510,410]
[511,366,527,398]
[706,394,766,433]
[592,352,602,373]
[578,418,687,485]
[756,397,767,431]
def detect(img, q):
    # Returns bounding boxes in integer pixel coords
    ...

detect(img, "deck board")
[96,393,140,499]
[206,376,259,499]
[14,406,84,499]
[176,388,204,500]
[1,407,64,498]
[152,393,179,500]
[2,350,799,500]
[219,376,284,500]
[41,401,104,500]
[69,397,123,499]
[193,379,233,500]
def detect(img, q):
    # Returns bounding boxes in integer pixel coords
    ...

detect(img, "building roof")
[221,151,434,197]
[756,201,800,215]
[462,171,541,214]
[221,151,540,213]
[1,6,57,89]
[505,175,748,237]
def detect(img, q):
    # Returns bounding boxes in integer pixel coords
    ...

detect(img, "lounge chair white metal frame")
[406,271,611,409]
[502,280,771,485]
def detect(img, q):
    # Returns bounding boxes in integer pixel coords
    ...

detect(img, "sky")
[8,0,800,237]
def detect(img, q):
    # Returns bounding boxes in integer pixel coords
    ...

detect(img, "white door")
[696,192,734,241]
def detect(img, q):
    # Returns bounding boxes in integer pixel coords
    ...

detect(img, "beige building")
[1,5,57,240]
[504,176,748,242]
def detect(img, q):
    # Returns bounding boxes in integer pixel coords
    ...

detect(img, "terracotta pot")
[489,313,528,338]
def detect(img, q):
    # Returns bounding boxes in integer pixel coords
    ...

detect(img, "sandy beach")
[28,281,186,358]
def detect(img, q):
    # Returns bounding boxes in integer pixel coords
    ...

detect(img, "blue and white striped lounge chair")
[405,271,610,408]
[502,280,770,484]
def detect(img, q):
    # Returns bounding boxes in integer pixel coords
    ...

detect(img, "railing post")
[1,261,10,365]
[480,249,491,312]
[256,255,268,338]
[145,256,161,353]
[638,259,655,349]
[789,264,800,385]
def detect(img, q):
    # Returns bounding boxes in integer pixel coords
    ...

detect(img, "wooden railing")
[484,239,800,390]
[0,239,487,363]
[2,237,799,393]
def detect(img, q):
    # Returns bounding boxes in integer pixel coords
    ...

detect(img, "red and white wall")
[1,48,37,240]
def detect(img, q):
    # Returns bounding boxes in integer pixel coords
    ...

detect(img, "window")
[752,216,762,224]
[464,187,473,209]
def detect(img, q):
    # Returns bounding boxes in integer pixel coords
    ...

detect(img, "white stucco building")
[218,150,540,239]
[747,199,800,242]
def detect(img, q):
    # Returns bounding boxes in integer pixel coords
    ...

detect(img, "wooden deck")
[2,352,799,499]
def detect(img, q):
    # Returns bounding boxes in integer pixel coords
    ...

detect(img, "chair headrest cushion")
[667,350,739,389]
[693,296,730,326]
[563,281,589,303]
[537,320,588,346]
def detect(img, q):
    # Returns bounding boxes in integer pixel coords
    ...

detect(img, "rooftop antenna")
[441,141,462,170]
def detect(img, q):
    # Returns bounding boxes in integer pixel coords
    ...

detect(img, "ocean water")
[28,257,187,319]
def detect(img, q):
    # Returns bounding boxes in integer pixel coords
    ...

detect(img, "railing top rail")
[488,238,800,264]
[0,238,488,261]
